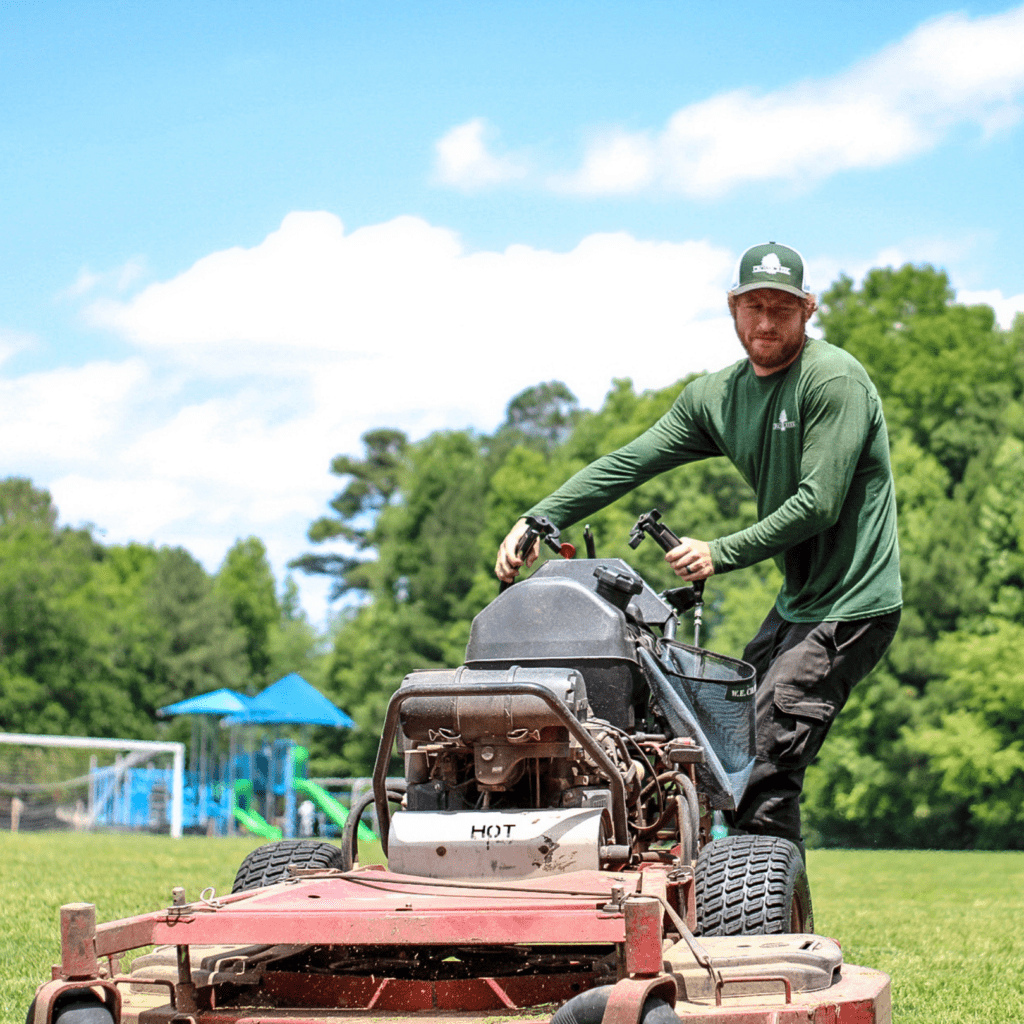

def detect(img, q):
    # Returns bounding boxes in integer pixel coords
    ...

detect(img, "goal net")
[0,733,184,837]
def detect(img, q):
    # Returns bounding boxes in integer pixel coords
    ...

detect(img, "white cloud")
[543,6,1024,196]
[0,359,149,461]
[12,213,739,621]
[52,474,198,539]
[88,211,739,418]
[809,237,977,302]
[957,288,1024,329]
[433,117,528,189]
[0,329,35,367]
[62,258,147,300]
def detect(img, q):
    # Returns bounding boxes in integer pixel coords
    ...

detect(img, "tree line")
[2,263,1021,849]
[0,480,324,746]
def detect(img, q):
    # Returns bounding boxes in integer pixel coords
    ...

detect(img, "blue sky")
[2,1,1023,621]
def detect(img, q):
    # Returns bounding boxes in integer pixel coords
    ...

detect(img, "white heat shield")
[387,807,608,880]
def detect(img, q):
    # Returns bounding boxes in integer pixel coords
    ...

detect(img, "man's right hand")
[495,518,541,583]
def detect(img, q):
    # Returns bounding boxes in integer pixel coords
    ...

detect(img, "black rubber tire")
[27,993,115,1024]
[694,834,814,935]
[232,839,346,892]
[53,998,115,1024]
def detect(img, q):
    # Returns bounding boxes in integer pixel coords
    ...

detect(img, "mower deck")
[35,867,890,1024]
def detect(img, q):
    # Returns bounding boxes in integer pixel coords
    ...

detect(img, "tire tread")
[232,839,346,892]
[694,834,813,935]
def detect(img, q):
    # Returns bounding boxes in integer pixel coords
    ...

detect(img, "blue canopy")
[223,673,355,729]
[158,688,254,718]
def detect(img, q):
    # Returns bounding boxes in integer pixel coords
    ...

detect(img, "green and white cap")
[730,241,810,298]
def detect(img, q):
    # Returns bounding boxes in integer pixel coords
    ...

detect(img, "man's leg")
[728,607,901,846]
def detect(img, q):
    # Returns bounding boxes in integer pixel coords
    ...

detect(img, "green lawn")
[1,836,1021,1024]
[809,849,1024,1024]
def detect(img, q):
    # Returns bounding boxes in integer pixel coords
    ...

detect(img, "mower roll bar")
[372,673,629,854]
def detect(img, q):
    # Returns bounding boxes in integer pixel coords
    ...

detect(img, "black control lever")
[630,509,705,646]
[499,515,576,592]
[629,508,683,554]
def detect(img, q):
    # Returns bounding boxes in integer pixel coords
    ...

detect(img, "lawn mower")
[28,511,891,1024]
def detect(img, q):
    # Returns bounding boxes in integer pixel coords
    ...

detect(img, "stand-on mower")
[28,512,890,1024]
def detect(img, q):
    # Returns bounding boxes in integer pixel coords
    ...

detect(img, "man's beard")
[738,331,806,373]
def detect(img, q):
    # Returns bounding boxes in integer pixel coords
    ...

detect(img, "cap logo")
[753,253,791,277]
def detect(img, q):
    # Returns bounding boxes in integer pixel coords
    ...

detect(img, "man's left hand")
[665,538,715,581]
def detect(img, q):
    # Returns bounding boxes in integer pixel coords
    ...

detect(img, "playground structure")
[2,674,375,843]
[149,674,374,841]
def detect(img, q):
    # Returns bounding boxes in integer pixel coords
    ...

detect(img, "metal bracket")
[601,975,677,1024]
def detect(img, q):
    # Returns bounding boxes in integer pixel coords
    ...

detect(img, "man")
[495,241,901,853]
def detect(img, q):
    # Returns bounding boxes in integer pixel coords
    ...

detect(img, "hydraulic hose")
[550,986,679,1024]
[339,783,406,871]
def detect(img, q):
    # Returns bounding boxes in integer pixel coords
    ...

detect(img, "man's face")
[732,289,809,376]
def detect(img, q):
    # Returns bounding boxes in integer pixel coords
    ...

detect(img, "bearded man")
[495,241,902,854]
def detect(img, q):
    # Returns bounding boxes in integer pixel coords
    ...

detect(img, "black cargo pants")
[726,606,901,846]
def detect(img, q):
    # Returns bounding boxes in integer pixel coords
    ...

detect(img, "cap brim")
[731,281,808,298]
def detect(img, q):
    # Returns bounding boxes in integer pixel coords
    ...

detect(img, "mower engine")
[380,557,720,880]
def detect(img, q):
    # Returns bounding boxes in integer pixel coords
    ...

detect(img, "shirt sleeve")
[709,375,874,572]
[525,387,722,528]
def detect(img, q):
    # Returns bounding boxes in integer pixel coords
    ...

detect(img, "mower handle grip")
[499,515,575,593]
[629,509,683,553]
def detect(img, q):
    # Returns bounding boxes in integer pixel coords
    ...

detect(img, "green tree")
[310,430,493,775]
[0,480,160,737]
[801,266,1024,847]
[820,265,1023,484]
[901,622,1024,849]
[291,428,408,598]
[266,575,330,688]
[0,476,58,530]
[297,269,1024,844]
[216,536,281,685]
[144,546,249,700]
[497,381,582,452]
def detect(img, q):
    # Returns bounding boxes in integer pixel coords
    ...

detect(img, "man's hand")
[665,538,715,581]
[495,518,541,583]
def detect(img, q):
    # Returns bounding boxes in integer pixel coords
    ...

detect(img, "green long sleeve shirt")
[526,338,902,623]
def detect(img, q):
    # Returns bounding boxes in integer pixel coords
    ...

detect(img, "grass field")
[1,834,1021,1024]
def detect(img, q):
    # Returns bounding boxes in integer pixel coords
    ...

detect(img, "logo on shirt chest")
[772,408,797,433]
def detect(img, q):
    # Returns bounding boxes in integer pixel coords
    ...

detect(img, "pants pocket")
[754,623,840,770]
[767,679,837,769]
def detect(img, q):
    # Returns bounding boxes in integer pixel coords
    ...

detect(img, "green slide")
[294,776,377,842]
[232,779,283,840]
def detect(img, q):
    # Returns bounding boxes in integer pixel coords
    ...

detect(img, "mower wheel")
[232,839,346,892]
[694,834,813,935]
[26,992,115,1024]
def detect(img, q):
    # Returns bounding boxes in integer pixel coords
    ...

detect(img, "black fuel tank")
[465,559,671,729]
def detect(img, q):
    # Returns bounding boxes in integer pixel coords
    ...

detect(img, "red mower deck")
[31,867,890,1024]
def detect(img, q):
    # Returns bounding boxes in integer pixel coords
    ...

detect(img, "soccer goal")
[0,733,185,838]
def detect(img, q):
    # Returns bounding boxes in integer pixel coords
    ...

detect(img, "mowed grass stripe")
[1,836,1021,1024]
[810,849,1024,1024]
